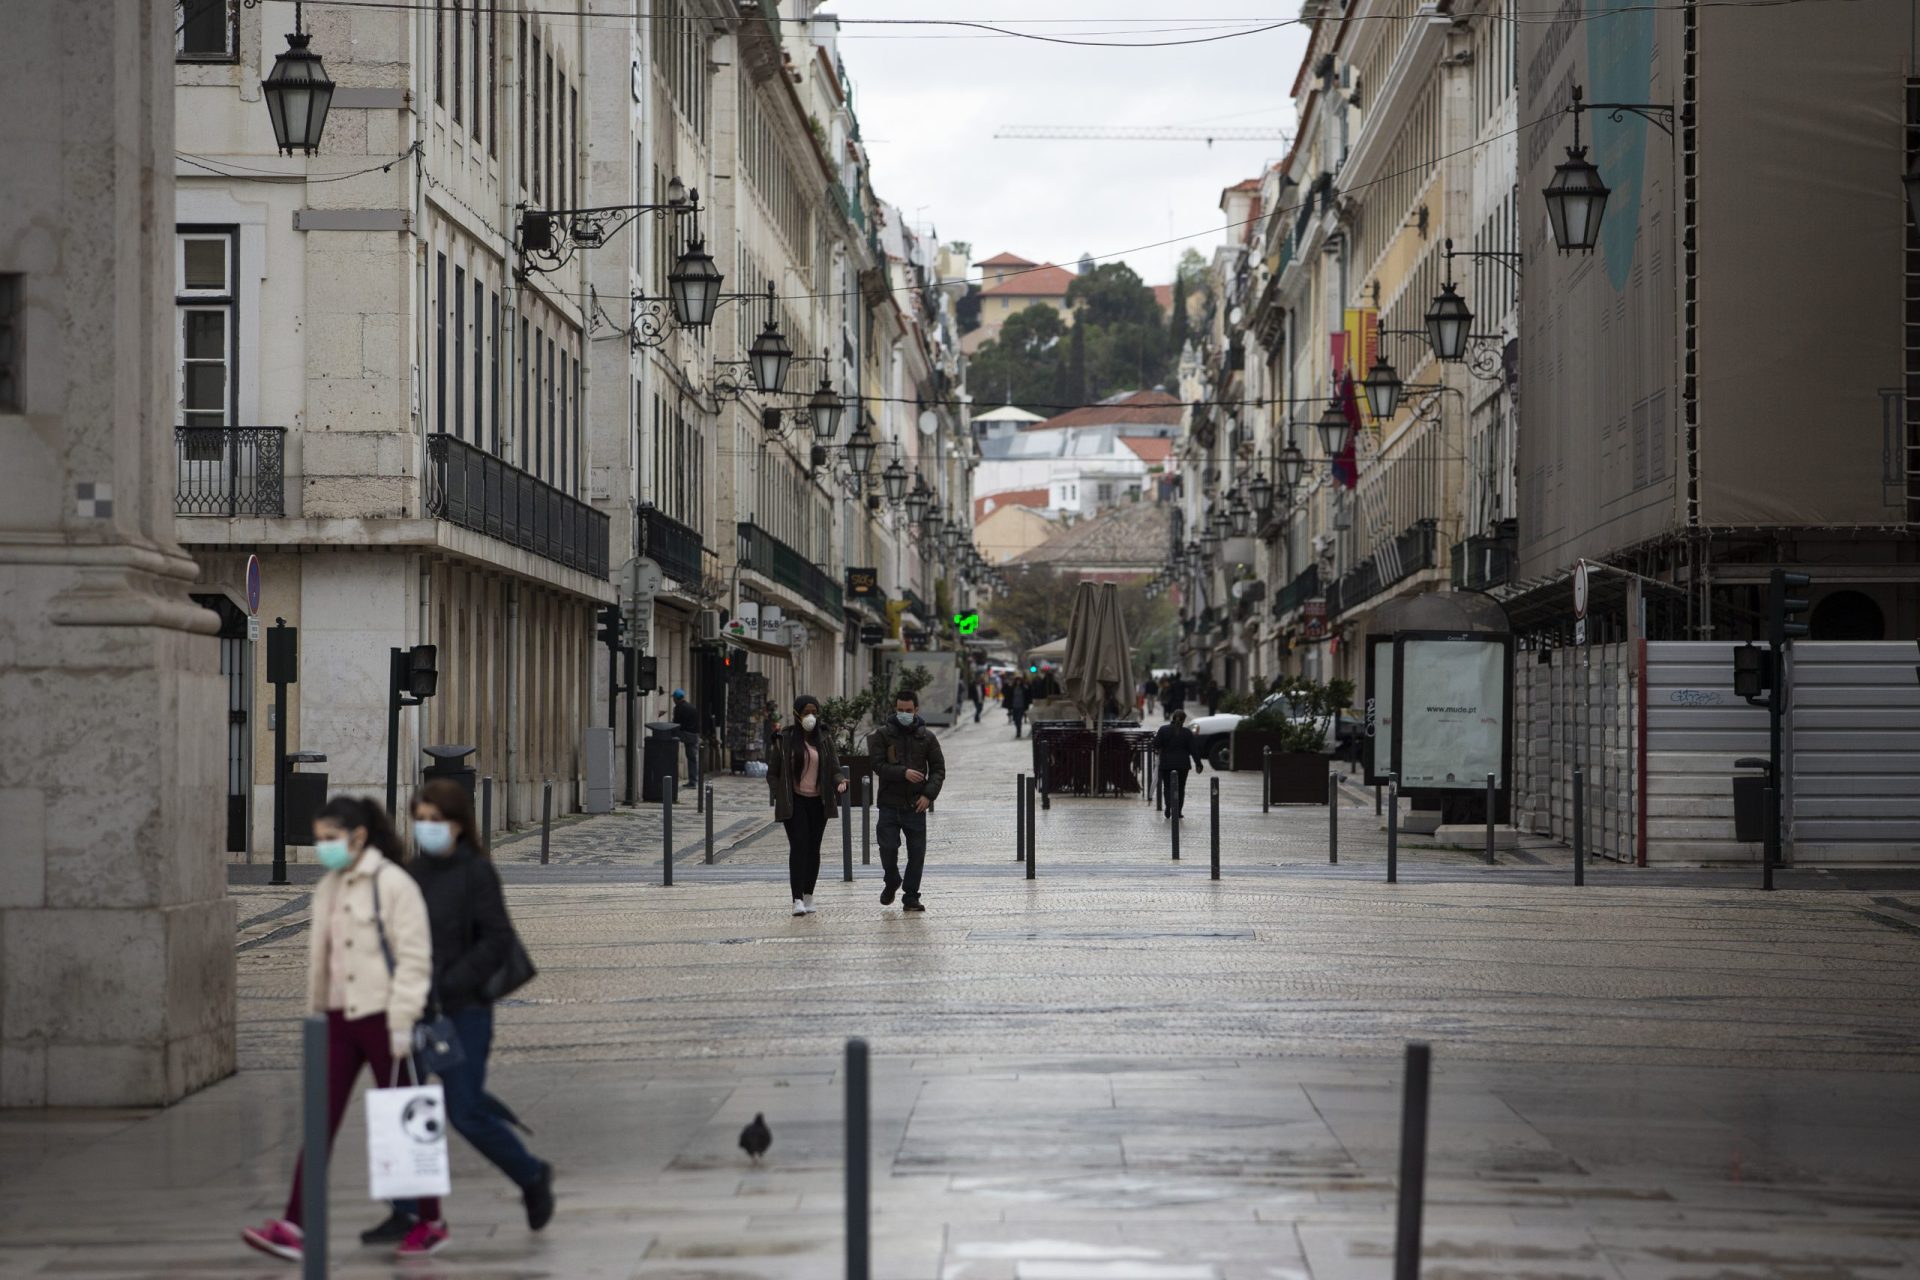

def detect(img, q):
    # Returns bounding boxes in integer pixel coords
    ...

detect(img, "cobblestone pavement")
[5,709,1919,1278]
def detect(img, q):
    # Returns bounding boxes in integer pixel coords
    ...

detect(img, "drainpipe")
[505,583,520,825]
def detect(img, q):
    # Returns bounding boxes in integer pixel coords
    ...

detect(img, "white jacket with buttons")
[305,848,432,1042]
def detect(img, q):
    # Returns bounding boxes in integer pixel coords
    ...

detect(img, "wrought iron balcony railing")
[637,503,704,587]
[426,433,610,579]
[1272,564,1321,619]
[173,426,286,517]
[1326,519,1437,619]
[736,521,843,615]
[1451,533,1515,592]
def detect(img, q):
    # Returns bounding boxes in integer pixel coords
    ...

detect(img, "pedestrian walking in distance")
[769,694,845,915]
[668,688,700,787]
[1004,675,1032,739]
[1139,676,1157,718]
[869,687,946,913]
[1162,672,1187,721]
[1151,711,1206,821]
[361,779,553,1248]
[969,676,985,724]
[242,796,443,1263]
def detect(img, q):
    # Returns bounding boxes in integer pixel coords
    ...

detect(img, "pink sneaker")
[395,1218,450,1257]
[241,1219,304,1261]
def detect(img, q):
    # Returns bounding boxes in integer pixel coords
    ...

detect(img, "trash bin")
[285,751,328,845]
[423,744,478,802]
[643,721,681,803]
[1732,757,1769,844]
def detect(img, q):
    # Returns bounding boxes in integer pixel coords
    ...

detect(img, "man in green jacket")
[866,687,946,913]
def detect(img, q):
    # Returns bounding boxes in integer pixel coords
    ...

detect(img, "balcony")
[638,502,704,587]
[1326,520,1437,619]
[1272,564,1321,619]
[902,588,930,624]
[173,426,285,517]
[737,521,843,616]
[426,433,610,579]
[1451,532,1515,592]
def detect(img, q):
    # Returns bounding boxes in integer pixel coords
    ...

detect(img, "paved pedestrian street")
[3,715,1918,1278]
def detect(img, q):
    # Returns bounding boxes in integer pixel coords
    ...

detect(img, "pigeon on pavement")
[739,1113,772,1162]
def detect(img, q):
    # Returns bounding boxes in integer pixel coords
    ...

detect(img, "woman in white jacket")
[242,796,446,1262]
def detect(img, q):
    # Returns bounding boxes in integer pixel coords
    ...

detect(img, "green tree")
[967,303,1067,410]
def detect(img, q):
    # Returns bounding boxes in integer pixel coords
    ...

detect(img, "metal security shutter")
[1788,642,1920,864]
[1643,642,1769,863]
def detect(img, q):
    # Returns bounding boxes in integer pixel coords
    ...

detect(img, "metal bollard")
[1015,772,1027,862]
[1387,778,1399,884]
[540,780,553,866]
[1171,776,1181,862]
[705,785,715,865]
[1485,773,1497,865]
[1392,1042,1432,1280]
[841,765,853,883]
[1572,766,1584,886]
[1763,785,1777,892]
[845,1037,871,1280]
[861,774,872,866]
[1210,775,1220,880]
[481,775,493,847]
[696,779,704,815]
[1375,782,1382,815]
[663,776,674,886]
[1262,746,1272,814]
[1025,773,1037,880]
[301,1014,328,1280]
[1328,773,1339,864]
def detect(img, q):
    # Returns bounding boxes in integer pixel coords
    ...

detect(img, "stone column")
[0,2,234,1105]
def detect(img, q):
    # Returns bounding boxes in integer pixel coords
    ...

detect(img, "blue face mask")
[895,711,916,727]
[315,837,354,871]
[413,820,455,856]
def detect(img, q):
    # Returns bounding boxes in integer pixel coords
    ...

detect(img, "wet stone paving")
[3,708,1919,1277]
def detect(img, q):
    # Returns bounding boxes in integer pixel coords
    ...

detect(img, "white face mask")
[800,714,818,732]
[896,711,916,726]
[413,820,455,856]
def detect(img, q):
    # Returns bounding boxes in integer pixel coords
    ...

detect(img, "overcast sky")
[822,3,1311,286]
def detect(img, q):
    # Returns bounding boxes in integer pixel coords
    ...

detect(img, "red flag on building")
[1331,371,1362,490]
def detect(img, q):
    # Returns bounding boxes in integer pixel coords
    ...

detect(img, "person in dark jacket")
[1003,676,1032,738]
[1150,711,1206,820]
[367,779,552,1247]
[1162,674,1187,720]
[767,693,845,915]
[969,678,984,723]
[668,689,700,787]
[867,688,946,912]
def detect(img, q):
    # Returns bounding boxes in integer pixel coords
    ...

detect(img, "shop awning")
[730,634,795,661]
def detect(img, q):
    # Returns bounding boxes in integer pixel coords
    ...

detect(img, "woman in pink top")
[768,694,846,915]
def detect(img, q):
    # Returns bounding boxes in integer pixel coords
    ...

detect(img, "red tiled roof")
[974,251,1037,268]
[1036,389,1183,430]
[1152,283,1174,314]
[981,263,1076,298]
[1121,436,1174,464]
[1226,177,1262,194]
[976,489,1051,521]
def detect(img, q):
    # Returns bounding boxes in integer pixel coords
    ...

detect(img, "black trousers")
[785,794,828,899]
[1011,710,1026,738]
[876,806,928,902]
[1160,768,1190,818]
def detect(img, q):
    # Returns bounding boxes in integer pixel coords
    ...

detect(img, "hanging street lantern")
[906,477,930,526]
[1362,354,1403,421]
[1316,398,1350,459]
[262,9,335,157]
[882,456,909,504]
[1426,279,1473,363]
[807,360,846,439]
[845,419,877,476]
[1278,441,1307,490]
[747,283,793,393]
[1543,87,1612,254]
[925,502,945,540]
[1248,469,1275,519]
[1227,489,1251,538]
[668,237,723,329]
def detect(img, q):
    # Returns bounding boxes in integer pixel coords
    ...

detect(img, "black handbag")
[482,935,537,1002]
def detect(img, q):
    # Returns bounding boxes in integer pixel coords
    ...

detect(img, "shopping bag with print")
[365,1080,452,1200]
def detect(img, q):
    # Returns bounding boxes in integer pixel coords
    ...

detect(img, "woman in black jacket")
[1150,711,1206,820]
[768,694,845,915]
[365,778,553,1246]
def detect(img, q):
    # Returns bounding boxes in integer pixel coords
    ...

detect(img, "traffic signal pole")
[1763,569,1810,888]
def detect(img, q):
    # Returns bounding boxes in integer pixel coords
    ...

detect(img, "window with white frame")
[176,0,237,61]
[176,229,237,456]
